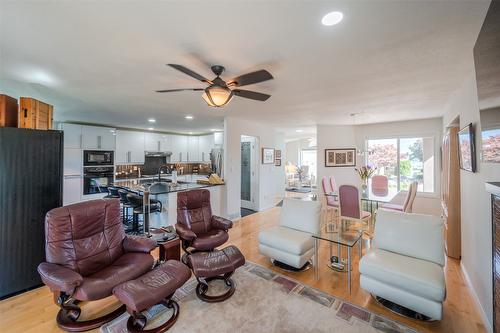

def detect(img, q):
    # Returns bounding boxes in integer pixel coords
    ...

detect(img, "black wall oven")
[84,150,114,166]
[83,166,114,195]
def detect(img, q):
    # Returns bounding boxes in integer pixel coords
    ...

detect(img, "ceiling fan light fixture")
[202,85,233,107]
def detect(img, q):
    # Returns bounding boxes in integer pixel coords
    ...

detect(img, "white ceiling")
[0,0,490,134]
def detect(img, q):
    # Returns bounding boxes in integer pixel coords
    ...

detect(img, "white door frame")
[241,135,258,210]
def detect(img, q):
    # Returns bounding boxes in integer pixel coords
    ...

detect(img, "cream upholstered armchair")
[359,209,446,320]
[258,198,321,269]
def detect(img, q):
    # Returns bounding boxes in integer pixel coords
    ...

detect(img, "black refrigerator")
[0,127,63,299]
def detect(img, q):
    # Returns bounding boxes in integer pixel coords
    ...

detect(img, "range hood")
[145,151,172,157]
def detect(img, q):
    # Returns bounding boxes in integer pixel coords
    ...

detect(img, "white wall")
[223,116,285,219]
[317,125,360,190]
[316,119,442,215]
[443,57,500,330]
[285,138,315,166]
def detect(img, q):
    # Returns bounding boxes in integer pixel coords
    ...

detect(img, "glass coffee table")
[312,223,363,294]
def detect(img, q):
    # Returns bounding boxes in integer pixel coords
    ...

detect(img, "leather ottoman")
[187,245,245,302]
[113,260,191,333]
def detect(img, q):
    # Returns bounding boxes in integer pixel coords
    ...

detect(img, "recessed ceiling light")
[188,132,193,135]
[296,129,304,133]
[148,118,156,123]
[185,115,194,120]
[322,11,343,26]
[148,127,154,131]
[210,129,219,132]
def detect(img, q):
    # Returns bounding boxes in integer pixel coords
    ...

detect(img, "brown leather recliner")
[176,189,233,261]
[37,199,157,332]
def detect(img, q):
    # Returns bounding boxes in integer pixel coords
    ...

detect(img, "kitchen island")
[113,177,225,228]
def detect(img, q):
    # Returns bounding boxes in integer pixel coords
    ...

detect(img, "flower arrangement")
[355,165,376,183]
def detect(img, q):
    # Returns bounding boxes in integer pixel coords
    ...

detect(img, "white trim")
[460,261,493,333]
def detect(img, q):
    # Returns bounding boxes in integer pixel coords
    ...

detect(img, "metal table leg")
[359,238,363,258]
[347,247,351,294]
[314,238,319,280]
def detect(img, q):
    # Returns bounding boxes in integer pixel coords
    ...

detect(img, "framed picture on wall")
[275,150,282,158]
[262,148,275,164]
[325,148,356,167]
[275,158,281,166]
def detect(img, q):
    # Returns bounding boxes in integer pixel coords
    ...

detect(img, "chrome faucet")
[158,165,170,182]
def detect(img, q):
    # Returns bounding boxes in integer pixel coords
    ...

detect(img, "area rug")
[101,262,418,333]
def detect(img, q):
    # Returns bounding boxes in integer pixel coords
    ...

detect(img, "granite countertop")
[112,178,223,195]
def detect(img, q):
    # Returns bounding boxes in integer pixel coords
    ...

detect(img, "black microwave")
[83,150,114,166]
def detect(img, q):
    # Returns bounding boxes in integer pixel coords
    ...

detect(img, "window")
[366,137,435,193]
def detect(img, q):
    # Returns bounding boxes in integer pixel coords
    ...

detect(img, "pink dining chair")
[371,175,388,190]
[339,185,372,224]
[381,181,418,213]
[329,175,337,192]
[322,177,339,222]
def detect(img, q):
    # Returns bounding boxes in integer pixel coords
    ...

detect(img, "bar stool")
[118,189,135,226]
[104,186,120,199]
[126,193,162,234]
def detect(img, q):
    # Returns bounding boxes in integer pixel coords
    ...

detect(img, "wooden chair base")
[195,276,235,303]
[56,302,126,332]
[127,299,180,333]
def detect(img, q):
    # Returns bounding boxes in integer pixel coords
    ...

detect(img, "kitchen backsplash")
[115,163,212,179]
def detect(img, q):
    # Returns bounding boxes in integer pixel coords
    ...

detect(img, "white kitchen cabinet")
[115,130,145,164]
[145,133,172,152]
[187,136,199,162]
[61,123,83,148]
[171,135,187,162]
[82,126,116,150]
[198,134,214,162]
[63,176,82,205]
[213,132,223,147]
[64,148,83,176]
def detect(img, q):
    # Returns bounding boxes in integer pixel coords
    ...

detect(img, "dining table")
[325,182,398,214]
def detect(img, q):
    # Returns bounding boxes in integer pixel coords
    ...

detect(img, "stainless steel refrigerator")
[0,127,63,299]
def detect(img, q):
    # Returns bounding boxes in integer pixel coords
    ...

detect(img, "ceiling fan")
[156,64,273,107]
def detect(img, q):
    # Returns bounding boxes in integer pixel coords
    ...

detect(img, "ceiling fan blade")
[233,89,271,101]
[227,70,273,87]
[156,88,204,93]
[167,64,212,83]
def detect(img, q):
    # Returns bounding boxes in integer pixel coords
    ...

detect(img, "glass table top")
[325,183,398,204]
[312,223,363,247]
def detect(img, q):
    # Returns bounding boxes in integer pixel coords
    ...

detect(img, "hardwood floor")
[0,204,487,333]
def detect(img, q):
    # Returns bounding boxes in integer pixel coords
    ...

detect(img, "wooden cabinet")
[115,130,145,164]
[82,126,115,150]
[0,94,18,127]
[171,135,187,162]
[18,97,53,130]
[61,123,83,148]
[441,126,461,259]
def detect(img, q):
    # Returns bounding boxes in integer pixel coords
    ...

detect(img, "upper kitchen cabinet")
[145,133,172,152]
[61,123,83,148]
[213,132,223,146]
[82,126,116,150]
[171,135,187,162]
[115,130,145,164]
[198,134,215,162]
[187,136,199,162]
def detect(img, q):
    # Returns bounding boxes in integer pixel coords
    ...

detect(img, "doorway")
[241,135,258,216]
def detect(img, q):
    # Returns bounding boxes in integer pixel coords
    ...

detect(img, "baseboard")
[460,262,493,333]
